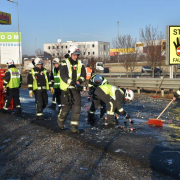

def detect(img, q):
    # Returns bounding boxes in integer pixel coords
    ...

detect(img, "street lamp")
[7,0,21,72]
[34,38,36,56]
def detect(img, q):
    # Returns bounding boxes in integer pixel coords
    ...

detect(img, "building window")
[93,52,95,55]
[92,44,95,47]
[53,53,55,56]
[104,45,106,51]
[48,46,50,49]
[66,46,68,48]
[57,46,59,49]
[61,46,63,49]
[84,52,86,55]
[57,53,59,56]
[88,52,90,55]
[52,46,55,49]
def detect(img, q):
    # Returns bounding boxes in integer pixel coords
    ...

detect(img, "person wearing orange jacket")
[85,64,92,90]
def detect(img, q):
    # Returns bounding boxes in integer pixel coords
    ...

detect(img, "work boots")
[48,104,56,110]
[70,125,81,134]
[58,120,65,130]
[102,117,118,126]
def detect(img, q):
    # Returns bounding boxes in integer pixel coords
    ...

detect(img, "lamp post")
[34,38,36,56]
[7,0,21,72]
[117,21,119,67]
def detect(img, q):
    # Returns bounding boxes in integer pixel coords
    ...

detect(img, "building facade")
[44,41,110,60]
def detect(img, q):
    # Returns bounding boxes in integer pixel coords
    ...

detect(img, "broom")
[151,71,167,98]
[147,99,174,126]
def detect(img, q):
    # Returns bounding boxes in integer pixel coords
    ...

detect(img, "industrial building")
[44,40,110,60]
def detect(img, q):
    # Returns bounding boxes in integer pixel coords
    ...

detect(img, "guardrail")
[100,72,180,78]
[105,78,180,96]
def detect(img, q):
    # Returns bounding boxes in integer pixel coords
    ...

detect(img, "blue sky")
[1,0,180,55]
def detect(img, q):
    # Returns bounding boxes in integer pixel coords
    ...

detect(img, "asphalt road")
[1,89,180,179]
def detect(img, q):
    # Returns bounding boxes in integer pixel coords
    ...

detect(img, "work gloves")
[3,86,7,92]
[29,90,34,98]
[88,91,93,95]
[50,87,54,94]
[125,114,130,119]
[75,84,83,93]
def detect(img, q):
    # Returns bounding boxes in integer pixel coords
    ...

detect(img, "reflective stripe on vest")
[31,69,49,90]
[60,58,82,91]
[53,68,60,89]
[6,68,20,88]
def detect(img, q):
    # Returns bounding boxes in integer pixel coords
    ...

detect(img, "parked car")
[141,66,162,74]
[154,67,162,74]
[141,66,152,73]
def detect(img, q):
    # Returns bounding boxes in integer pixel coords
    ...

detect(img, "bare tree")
[139,25,165,77]
[113,34,137,77]
[35,49,44,58]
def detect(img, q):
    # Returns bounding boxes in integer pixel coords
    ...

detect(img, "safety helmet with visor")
[125,89,134,101]
[34,57,43,66]
[68,45,81,56]
[93,74,103,86]
[52,57,60,64]
[6,59,14,66]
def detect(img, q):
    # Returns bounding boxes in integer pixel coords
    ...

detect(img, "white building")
[44,41,110,60]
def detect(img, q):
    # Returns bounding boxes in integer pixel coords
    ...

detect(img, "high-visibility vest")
[85,67,92,80]
[31,69,49,91]
[99,84,124,100]
[60,58,82,91]
[6,68,21,88]
[52,68,60,89]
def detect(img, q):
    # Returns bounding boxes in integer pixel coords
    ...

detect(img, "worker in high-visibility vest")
[27,58,54,120]
[85,64,92,90]
[48,57,61,111]
[87,74,108,124]
[57,45,86,133]
[3,59,22,114]
[94,84,134,126]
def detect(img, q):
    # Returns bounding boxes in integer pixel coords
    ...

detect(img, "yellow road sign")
[168,26,180,65]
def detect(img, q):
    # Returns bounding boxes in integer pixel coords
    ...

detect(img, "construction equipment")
[0,69,14,110]
[147,99,174,126]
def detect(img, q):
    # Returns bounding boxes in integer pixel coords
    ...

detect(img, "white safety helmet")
[6,59,14,66]
[68,45,81,56]
[52,57,60,64]
[94,74,103,86]
[34,57,43,66]
[125,89,134,101]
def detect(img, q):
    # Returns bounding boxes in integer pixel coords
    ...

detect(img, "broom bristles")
[147,119,163,126]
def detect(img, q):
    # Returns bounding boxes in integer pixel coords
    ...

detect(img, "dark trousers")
[34,89,48,117]
[88,91,106,120]
[54,88,61,107]
[58,89,81,126]
[3,88,21,112]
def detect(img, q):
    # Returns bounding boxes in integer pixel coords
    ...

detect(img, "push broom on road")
[147,99,174,126]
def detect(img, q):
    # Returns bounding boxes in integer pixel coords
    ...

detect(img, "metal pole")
[117,21,119,67]
[34,38,36,56]
[16,2,21,72]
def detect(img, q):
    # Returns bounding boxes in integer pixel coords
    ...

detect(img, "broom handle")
[157,99,174,119]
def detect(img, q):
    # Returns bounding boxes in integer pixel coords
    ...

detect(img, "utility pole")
[117,21,119,67]
[34,38,36,56]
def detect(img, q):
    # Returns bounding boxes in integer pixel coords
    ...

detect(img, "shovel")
[151,71,167,98]
[147,99,174,126]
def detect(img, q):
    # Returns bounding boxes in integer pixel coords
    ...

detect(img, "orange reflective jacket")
[85,67,92,80]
